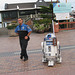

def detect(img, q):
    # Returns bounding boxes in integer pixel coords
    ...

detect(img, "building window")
[2,11,18,21]
[19,10,35,16]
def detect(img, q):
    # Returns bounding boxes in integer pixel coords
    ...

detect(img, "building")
[0,0,60,28]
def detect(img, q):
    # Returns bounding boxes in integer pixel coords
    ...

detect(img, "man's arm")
[27,31,32,37]
[25,25,32,39]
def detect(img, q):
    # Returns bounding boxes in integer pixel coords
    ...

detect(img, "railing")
[58,21,75,30]
[25,17,31,23]
[19,15,31,24]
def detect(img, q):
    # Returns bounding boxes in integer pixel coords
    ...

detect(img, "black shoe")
[24,57,28,61]
[20,56,23,59]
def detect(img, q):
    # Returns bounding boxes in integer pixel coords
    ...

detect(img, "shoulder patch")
[27,26,30,29]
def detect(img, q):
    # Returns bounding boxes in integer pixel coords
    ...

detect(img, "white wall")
[0,13,2,22]
[0,24,2,28]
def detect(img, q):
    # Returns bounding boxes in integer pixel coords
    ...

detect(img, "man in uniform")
[15,18,32,61]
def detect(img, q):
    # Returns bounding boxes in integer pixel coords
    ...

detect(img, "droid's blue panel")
[46,41,53,45]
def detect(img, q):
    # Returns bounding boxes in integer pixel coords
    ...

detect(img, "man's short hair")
[18,17,23,20]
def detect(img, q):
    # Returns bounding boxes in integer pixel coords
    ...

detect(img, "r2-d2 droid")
[41,33,62,67]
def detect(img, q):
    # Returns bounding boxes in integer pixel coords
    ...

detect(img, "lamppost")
[51,0,53,20]
[51,0,59,33]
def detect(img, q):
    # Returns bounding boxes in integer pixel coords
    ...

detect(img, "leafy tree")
[33,3,55,33]
[39,3,55,19]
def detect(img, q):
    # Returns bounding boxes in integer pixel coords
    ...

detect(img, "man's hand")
[25,36,28,39]
[24,31,32,40]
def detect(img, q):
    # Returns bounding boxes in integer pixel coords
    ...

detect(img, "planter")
[8,29,17,37]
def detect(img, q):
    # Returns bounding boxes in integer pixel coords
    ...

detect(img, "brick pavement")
[0,30,75,75]
[0,30,75,53]
[0,48,75,75]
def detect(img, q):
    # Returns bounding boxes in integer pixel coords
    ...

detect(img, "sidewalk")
[0,30,75,75]
[0,30,75,52]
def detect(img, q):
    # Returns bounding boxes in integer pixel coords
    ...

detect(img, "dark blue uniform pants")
[19,38,28,58]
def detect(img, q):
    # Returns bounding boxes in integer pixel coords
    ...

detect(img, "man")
[15,18,32,61]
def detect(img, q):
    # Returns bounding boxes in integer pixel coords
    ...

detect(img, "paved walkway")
[0,30,75,75]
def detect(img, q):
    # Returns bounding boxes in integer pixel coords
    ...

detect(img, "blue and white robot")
[41,21,62,67]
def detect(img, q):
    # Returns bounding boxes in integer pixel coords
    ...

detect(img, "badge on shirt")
[22,27,24,29]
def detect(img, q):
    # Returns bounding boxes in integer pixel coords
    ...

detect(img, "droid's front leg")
[48,60,55,67]
[57,42,62,63]
[57,41,61,56]
[57,57,62,64]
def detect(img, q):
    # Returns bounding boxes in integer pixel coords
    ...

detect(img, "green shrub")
[7,24,18,29]
[33,19,51,33]
[40,14,52,19]
[34,19,51,24]
[36,25,45,31]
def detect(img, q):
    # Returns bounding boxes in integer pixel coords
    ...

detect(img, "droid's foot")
[48,61,54,67]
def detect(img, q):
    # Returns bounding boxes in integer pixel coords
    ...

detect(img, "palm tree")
[40,3,55,19]
[39,3,55,32]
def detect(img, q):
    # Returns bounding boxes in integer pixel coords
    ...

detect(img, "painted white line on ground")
[14,45,75,55]
[14,49,42,55]
[61,46,75,49]
[14,52,20,55]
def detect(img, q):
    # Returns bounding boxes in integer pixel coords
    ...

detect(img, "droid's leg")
[48,60,54,67]
[57,57,62,64]
[57,45,62,64]
[42,52,47,63]
[42,55,47,63]
[58,45,61,56]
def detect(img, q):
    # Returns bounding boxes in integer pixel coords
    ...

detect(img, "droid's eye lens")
[48,35,51,38]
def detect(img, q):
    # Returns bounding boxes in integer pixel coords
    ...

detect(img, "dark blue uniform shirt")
[15,23,32,33]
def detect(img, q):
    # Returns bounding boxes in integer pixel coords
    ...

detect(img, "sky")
[0,0,75,10]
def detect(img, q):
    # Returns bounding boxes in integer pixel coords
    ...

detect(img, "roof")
[0,0,60,12]
[0,7,41,12]
[6,3,35,9]
[5,0,59,10]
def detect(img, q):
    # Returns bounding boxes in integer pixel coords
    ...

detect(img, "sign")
[53,3,71,13]
[55,13,70,20]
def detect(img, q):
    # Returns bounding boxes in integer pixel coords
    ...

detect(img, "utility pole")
[66,0,68,29]
[51,0,53,20]
[51,0,54,33]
